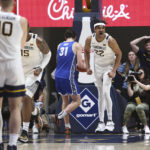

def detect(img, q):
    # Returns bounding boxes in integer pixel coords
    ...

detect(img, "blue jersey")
[55,41,77,79]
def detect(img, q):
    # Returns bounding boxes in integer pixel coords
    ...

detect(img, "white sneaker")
[95,122,105,132]
[105,121,115,131]
[144,125,150,134]
[122,125,129,134]
[32,124,39,134]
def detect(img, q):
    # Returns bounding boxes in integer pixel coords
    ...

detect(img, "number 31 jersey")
[55,41,77,79]
[0,12,23,61]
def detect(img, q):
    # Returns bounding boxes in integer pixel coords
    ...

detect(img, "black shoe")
[0,143,4,150]
[7,145,17,150]
[18,130,28,143]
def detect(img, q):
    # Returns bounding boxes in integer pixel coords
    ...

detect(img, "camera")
[126,71,142,82]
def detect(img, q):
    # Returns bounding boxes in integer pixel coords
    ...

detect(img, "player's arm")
[84,36,92,74]
[109,37,122,74]
[73,42,86,71]
[36,36,51,68]
[130,36,150,53]
[34,37,51,76]
[20,17,28,49]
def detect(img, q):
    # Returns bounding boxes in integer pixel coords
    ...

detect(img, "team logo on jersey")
[30,43,34,46]
[70,88,98,130]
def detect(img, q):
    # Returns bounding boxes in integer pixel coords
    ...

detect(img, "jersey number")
[0,21,13,36]
[95,50,104,57]
[21,50,29,56]
[59,47,68,56]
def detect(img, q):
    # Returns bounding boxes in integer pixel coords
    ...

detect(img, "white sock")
[65,123,71,129]
[23,122,29,132]
[8,134,19,146]
[32,107,38,116]
[0,108,3,143]
[58,111,67,119]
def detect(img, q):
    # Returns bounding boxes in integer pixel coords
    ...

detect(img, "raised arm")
[130,36,150,53]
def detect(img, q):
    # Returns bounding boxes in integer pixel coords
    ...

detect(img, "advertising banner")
[19,0,74,27]
[102,0,150,26]
[18,0,150,27]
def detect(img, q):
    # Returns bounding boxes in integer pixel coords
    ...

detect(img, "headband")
[94,23,106,28]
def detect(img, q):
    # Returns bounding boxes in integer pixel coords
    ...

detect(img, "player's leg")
[6,58,25,149]
[8,97,22,147]
[0,63,5,149]
[61,95,71,134]
[0,97,4,150]
[95,76,106,132]
[58,94,81,119]
[19,81,39,143]
[103,71,114,131]
[19,95,33,142]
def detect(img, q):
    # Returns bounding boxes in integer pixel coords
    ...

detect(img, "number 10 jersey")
[0,12,23,61]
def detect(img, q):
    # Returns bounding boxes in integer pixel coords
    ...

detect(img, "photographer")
[117,51,140,100]
[122,67,150,134]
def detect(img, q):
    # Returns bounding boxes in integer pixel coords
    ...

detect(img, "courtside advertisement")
[18,0,150,27]
[70,88,98,130]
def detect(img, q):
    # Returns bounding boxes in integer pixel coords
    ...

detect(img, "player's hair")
[92,16,107,26]
[64,28,76,40]
[0,0,14,8]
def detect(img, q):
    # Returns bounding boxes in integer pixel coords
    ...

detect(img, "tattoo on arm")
[36,37,50,54]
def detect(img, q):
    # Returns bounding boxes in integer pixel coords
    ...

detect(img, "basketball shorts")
[25,75,40,98]
[0,59,25,97]
[55,77,80,95]
[94,65,113,87]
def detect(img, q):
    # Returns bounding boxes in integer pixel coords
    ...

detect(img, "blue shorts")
[55,77,80,95]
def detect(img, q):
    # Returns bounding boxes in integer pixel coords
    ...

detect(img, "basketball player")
[84,18,122,132]
[0,0,28,149]
[18,31,51,143]
[55,28,86,134]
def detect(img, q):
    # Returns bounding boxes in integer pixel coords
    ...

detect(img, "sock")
[58,111,67,119]
[22,122,29,132]
[65,123,71,129]
[0,108,3,143]
[32,107,38,116]
[8,134,19,146]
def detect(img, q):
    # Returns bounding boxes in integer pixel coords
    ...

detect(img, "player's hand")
[86,68,92,75]
[34,67,42,76]
[108,71,115,78]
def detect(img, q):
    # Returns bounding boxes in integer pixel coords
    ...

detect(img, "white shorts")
[25,74,41,98]
[0,59,25,97]
[94,65,113,87]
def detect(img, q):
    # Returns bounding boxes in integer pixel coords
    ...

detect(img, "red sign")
[102,0,150,26]
[19,0,74,27]
[18,0,150,27]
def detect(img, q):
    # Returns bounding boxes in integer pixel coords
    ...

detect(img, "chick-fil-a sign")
[18,0,150,27]
[102,0,150,26]
[19,0,74,27]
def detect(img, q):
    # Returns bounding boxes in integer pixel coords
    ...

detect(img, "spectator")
[122,67,150,134]
[117,51,140,100]
[130,36,150,76]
